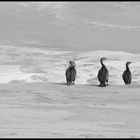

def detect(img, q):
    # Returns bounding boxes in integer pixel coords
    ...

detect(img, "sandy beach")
[0,82,139,138]
[0,45,139,138]
[0,2,140,138]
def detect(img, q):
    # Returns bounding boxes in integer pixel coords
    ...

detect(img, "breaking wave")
[0,45,140,85]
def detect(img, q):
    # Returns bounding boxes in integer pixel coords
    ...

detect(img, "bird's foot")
[72,82,75,85]
[98,83,107,87]
[106,83,109,86]
[67,81,72,86]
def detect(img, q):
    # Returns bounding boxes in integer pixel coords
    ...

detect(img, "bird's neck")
[126,64,130,70]
[101,60,105,67]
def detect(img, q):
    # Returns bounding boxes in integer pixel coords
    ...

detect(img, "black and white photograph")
[0,1,140,138]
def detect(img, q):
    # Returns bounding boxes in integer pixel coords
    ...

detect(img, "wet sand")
[0,82,140,138]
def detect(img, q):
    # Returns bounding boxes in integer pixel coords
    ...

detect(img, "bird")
[97,57,109,87]
[65,61,77,85]
[122,61,132,85]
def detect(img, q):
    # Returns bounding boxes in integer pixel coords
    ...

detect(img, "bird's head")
[126,61,132,66]
[69,61,76,67]
[100,57,107,62]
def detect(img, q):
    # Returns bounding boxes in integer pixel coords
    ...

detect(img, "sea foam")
[0,45,140,85]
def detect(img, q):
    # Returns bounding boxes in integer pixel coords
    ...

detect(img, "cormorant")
[97,57,109,87]
[122,61,132,85]
[65,61,77,85]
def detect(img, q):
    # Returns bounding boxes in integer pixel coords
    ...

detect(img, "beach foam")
[0,45,140,85]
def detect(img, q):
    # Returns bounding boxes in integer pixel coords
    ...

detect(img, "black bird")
[122,62,132,85]
[65,61,77,85]
[97,57,109,87]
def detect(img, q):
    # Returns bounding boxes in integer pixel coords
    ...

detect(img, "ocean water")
[0,2,140,53]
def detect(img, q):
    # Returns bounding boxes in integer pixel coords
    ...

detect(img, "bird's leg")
[99,82,106,87]
[67,81,70,85]
[72,81,75,85]
[67,81,73,85]
[70,81,73,85]
[106,80,109,86]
